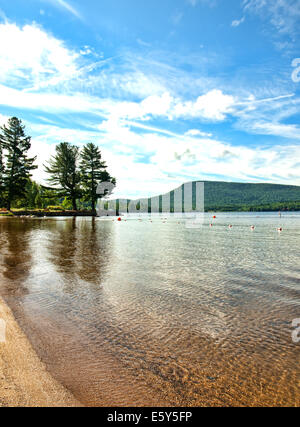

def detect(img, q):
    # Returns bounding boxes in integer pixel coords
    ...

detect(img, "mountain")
[101,181,300,213]
[202,181,300,211]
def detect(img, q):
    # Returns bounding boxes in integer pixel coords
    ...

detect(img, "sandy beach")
[0,296,81,407]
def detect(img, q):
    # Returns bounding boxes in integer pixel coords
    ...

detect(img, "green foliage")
[61,197,73,210]
[80,142,116,211]
[0,118,116,212]
[44,142,81,210]
[0,210,14,216]
[34,193,43,209]
[202,181,300,210]
[25,180,40,208]
[0,117,37,209]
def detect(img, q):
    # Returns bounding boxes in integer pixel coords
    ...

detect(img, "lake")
[0,213,299,406]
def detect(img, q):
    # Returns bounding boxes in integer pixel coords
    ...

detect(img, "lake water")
[0,213,299,406]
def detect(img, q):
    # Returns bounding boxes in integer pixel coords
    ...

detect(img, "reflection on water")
[0,213,299,406]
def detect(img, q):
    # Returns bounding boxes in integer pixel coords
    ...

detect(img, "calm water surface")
[0,213,299,406]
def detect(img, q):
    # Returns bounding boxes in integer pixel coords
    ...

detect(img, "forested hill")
[111,181,300,213]
[202,181,300,211]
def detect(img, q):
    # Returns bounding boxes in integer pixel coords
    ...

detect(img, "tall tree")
[44,142,81,210]
[0,144,4,206]
[0,117,37,210]
[80,142,116,211]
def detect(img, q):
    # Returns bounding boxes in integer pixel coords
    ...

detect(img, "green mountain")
[104,181,300,213]
[112,181,300,213]
[202,181,300,211]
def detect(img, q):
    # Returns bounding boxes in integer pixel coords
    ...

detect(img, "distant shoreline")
[0,209,97,218]
[0,208,299,219]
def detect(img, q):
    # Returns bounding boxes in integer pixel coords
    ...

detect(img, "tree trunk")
[91,199,95,212]
[72,198,77,211]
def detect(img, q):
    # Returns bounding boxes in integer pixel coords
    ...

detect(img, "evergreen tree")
[44,142,81,210]
[0,117,37,210]
[0,144,4,206]
[80,142,116,211]
[34,192,43,209]
[25,180,40,208]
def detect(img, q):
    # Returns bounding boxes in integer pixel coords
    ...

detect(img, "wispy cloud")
[231,16,245,27]
[186,0,198,6]
[0,21,298,132]
[171,11,183,25]
[44,0,83,20]
[0,8,7,21]
[243,0,300,37]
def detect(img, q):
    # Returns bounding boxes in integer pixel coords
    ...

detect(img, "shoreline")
[0,296,82,407]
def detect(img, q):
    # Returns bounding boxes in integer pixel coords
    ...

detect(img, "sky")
[0,0,299,198]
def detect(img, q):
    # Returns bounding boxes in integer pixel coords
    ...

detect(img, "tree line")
[0,117,115,211]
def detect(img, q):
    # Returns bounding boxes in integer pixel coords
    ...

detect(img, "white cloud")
[0,77,236,123]
[0,21,299,196]
[79,45,93,56]
[291,58,300,83]
[231,17,245,27]
[185,129,213,137]
[0,22,79,89]
[247,121,300,140]
[0,21,297,146]
[25,118,300,198]
[0,113,9,126]
[0,84,104,114]
[173,89,235,121]
[243,0,300,36]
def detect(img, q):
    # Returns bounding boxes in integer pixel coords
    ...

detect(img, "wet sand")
[0,296,81,407]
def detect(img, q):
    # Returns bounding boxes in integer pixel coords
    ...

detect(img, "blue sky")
[0,0,299,198]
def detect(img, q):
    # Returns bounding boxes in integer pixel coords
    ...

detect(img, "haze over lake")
[0,213,299,406]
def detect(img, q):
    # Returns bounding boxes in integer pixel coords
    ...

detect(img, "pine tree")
[0,117,37,210]
[44,142,81,210]
[80,142,116,211]
[0,144,4,206]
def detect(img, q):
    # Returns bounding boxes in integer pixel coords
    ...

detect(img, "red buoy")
[213,215,216,219]
[117,217,122,221]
